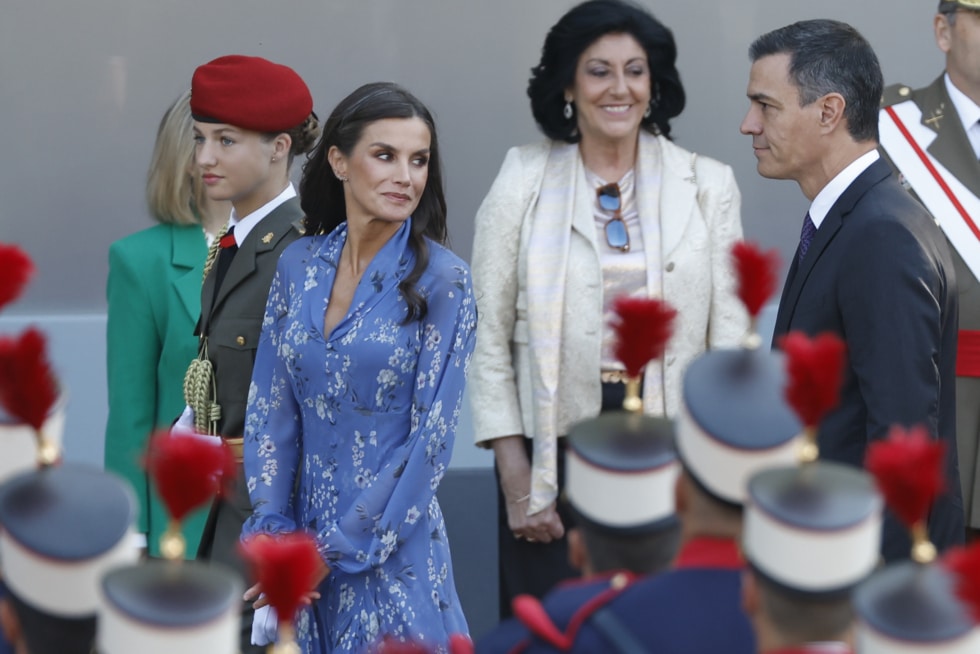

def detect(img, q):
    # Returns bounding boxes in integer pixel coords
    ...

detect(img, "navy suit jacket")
[772,157,963,560]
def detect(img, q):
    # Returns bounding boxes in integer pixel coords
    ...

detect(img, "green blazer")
[104,222,210,557]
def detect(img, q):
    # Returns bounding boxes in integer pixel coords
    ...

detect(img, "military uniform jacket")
[197,197,304,440]
[880,75,980,529]
[880,75,980,372]
[478,538,755,654]
[475,570,640,653]
[588,537,755,654]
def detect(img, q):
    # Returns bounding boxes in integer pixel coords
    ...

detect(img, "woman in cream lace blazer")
[469,0,748,616]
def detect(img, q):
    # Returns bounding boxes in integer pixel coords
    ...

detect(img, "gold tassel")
[797,426,819,464]
[36,429,59,467]
[741,317,762,350]
[910,521,937,564]
[622,377,643,413]
[272,623,302,654]
[159,520,186,561]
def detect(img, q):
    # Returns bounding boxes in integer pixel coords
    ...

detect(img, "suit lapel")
[170,225,207,325]
[921,77,980,198]
[567,146,599,252]
[773,159,892,337]
[654,133,698,259]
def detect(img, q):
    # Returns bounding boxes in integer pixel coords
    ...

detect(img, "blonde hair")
[145,90,205,226]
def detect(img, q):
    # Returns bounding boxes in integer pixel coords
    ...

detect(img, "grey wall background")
[1,0,943,316]
[0,0,948,639]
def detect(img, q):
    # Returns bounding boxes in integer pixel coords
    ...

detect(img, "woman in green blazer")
[104,90,229,557]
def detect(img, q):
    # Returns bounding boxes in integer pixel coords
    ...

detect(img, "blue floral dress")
[242,220,475,652]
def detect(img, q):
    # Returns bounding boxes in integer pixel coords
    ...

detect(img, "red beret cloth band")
[190,54,313,133]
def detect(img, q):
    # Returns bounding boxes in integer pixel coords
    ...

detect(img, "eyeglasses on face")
[597,183,629,252]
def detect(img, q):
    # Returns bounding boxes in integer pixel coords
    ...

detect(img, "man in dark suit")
[740,19,964,560]
[879,0,980,541]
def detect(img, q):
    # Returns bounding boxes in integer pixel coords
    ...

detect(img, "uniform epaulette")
[513,572,636,651]
[881,83,914,109]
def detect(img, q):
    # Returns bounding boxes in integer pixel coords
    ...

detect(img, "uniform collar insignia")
[924,102,945,130]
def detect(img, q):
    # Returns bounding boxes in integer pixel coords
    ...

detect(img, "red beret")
[190,55,313,132]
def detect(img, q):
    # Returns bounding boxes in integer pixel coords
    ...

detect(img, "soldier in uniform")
[172,54,320,653]
[741,443,883,653]
[854,430,980,652]
[0,464,139,654]
[525,335,800,654]
[475,409,681,653]
[854,542,980,652]
[97,433,243,654]
[878,0,980,540]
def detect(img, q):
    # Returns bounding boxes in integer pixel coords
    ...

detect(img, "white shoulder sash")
[879,101,980,280]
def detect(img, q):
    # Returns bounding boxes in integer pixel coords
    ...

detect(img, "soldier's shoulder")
[881,83,915,109]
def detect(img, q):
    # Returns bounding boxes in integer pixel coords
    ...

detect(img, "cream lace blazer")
[469,133,748,513]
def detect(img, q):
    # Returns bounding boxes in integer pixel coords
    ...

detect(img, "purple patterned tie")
[798,212,816,264]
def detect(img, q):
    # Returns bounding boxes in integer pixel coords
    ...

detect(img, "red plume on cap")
[0,327,58,432]
[944,543,980,623]
[240,532,322,626]
[865,425,945,562]
[731,241,780,319]
[781,331,846,429]
[0,244,35,311]
[146,431,236,522]
[611,297,677,379]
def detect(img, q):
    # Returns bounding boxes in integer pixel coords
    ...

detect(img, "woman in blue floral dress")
[241,82,475,652]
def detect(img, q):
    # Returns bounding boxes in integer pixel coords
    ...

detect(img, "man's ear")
[935,12,953,54]
[817,93,846,133]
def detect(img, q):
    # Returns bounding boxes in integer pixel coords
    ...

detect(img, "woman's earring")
[644,104,652,119]
[563,100,574,120]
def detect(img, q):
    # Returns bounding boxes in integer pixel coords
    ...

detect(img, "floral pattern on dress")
[242,219,476,653]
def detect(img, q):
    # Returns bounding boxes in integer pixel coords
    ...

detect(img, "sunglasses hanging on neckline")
[597,183,630,252]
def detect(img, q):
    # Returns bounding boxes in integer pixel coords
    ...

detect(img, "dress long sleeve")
[242,262,303,537]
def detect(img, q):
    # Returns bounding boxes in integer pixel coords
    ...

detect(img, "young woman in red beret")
[175,54,320,654]
[241,82,474,652]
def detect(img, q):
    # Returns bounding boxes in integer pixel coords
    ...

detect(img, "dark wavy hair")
[527,0,685,142]
[300,82,447,323]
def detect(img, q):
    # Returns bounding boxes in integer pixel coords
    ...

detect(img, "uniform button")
[899,86,910,97]
[665,262,675,272]
[236,336,246,346]
[667,356,676,366]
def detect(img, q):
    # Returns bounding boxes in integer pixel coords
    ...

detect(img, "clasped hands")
[242,533,332,609]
